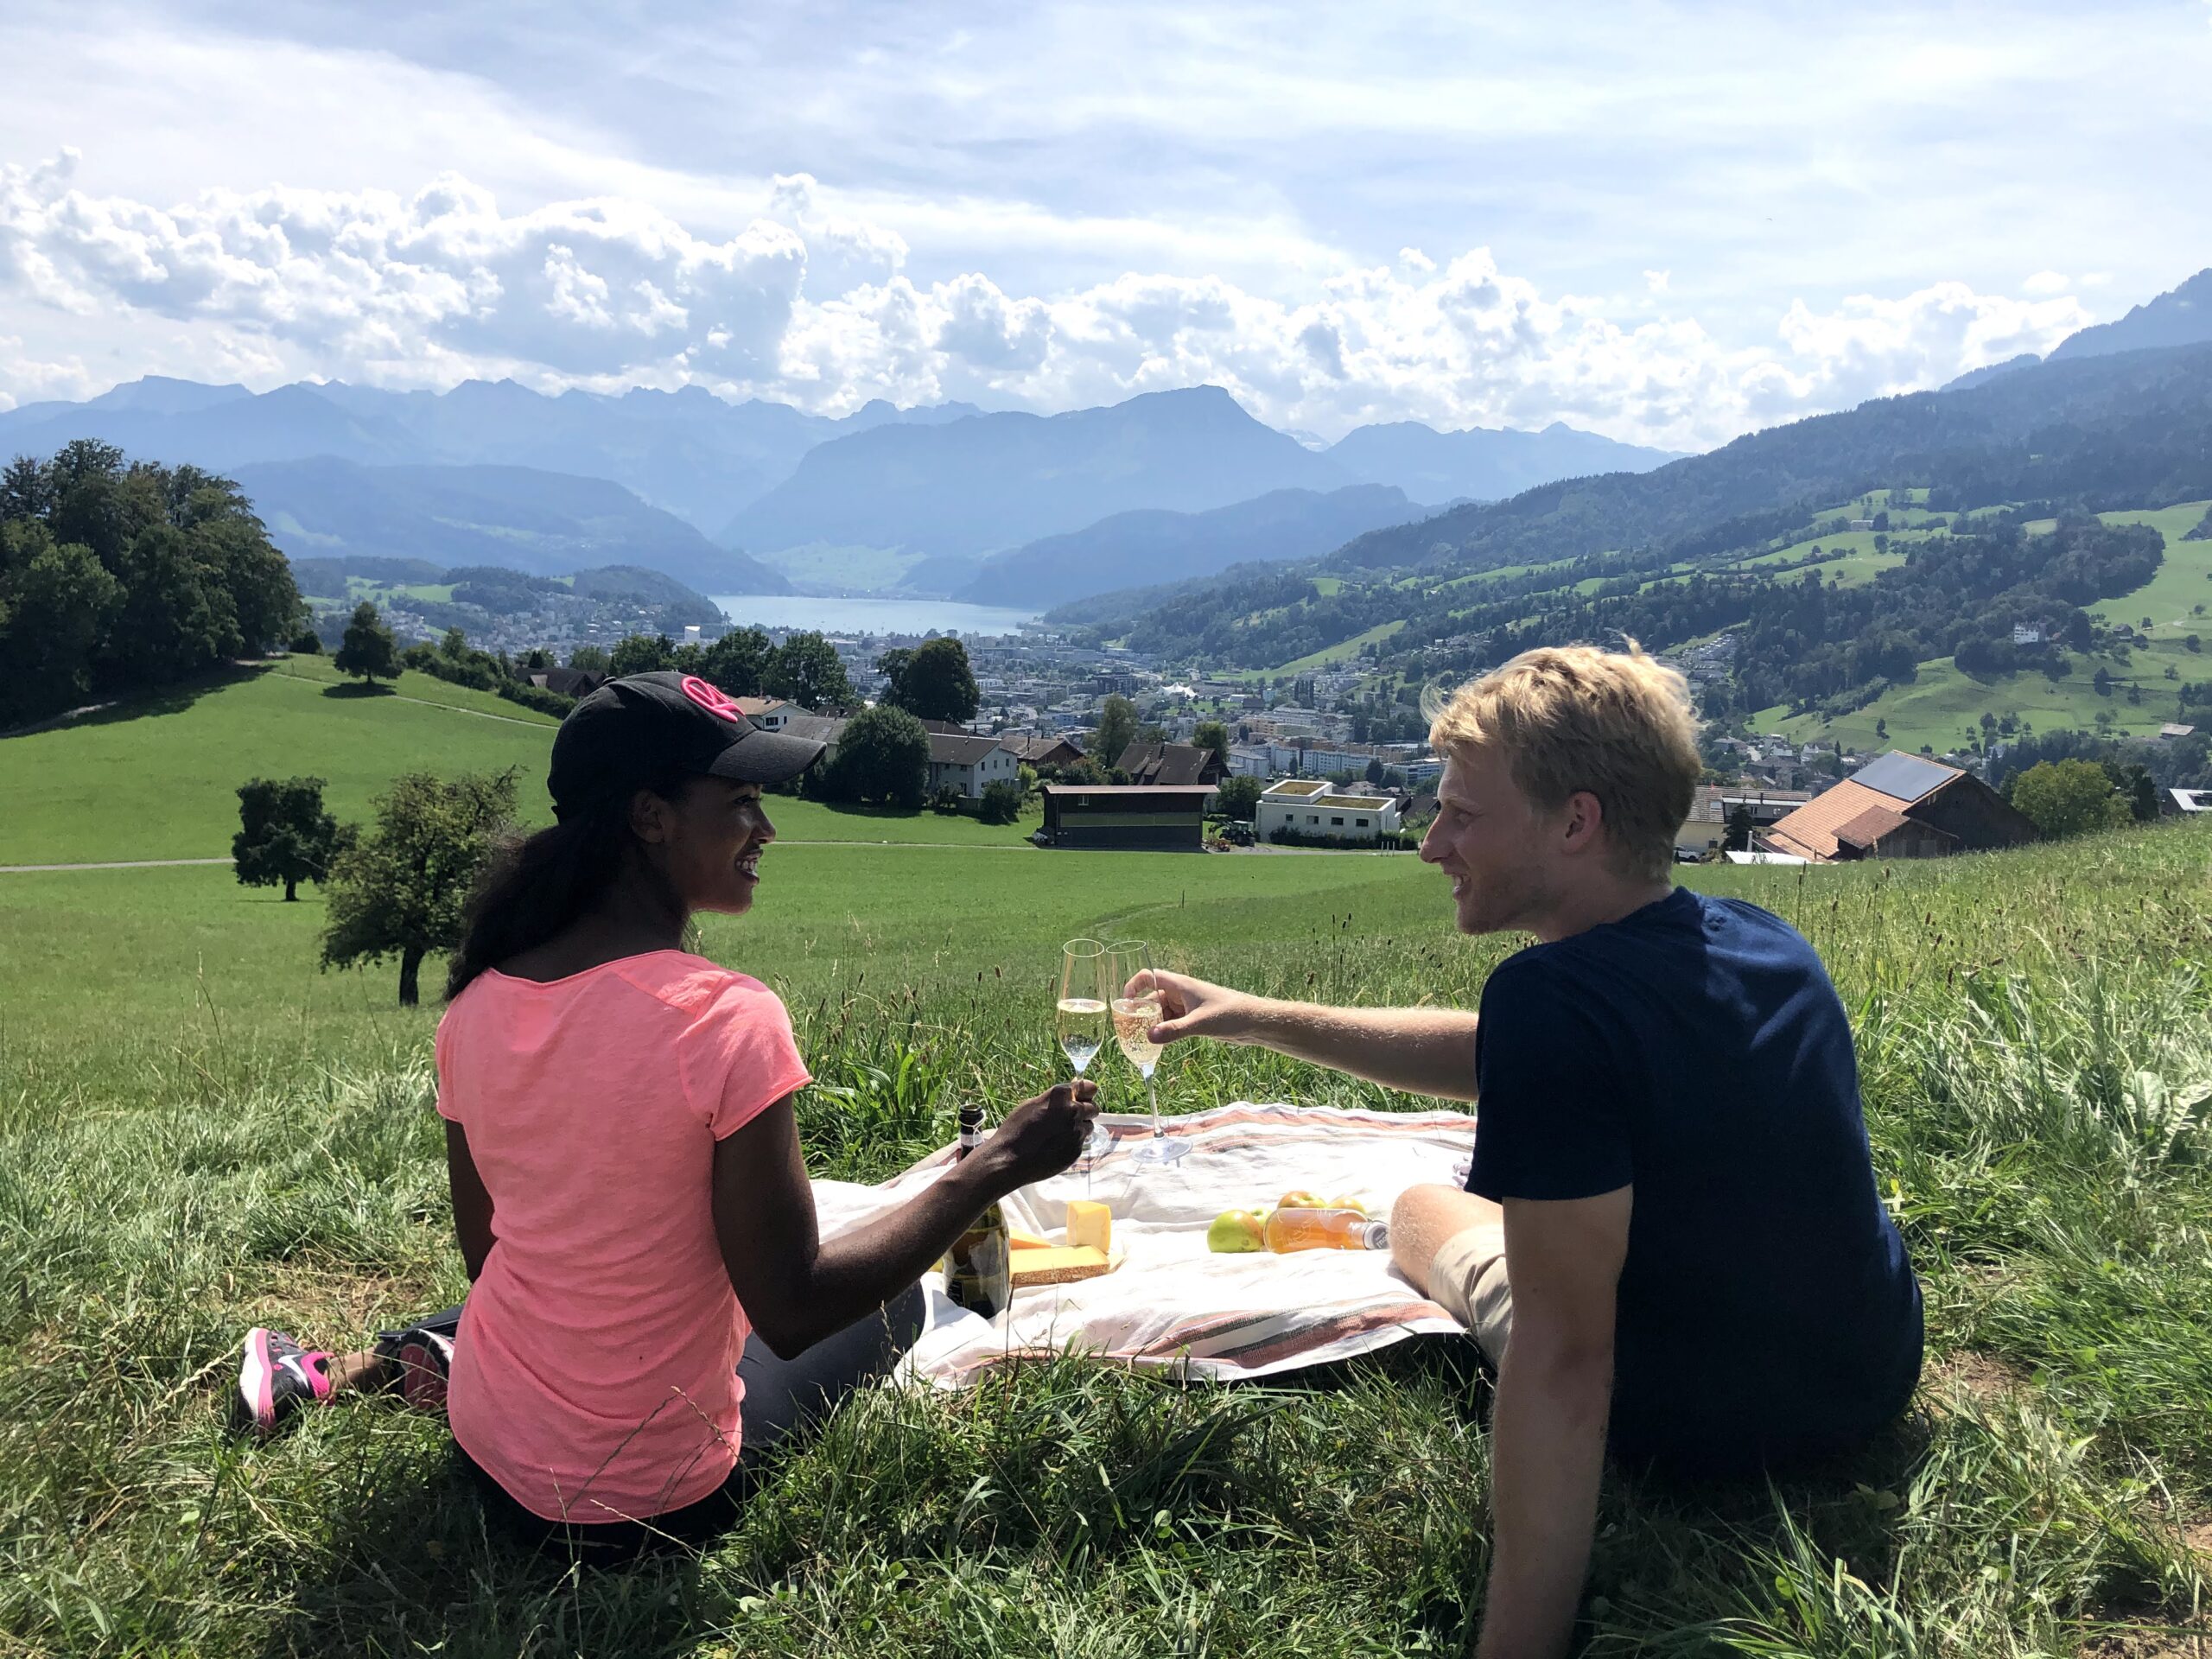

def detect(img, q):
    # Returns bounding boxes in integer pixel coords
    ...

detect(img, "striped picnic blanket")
[812,1102,1479,1386]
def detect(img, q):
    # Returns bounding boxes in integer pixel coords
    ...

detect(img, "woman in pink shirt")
[233,672,1098,1556]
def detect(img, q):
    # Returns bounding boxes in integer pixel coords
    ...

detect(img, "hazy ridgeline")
[3,829,2212,1655]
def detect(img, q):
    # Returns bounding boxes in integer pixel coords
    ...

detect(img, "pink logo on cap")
[681,676,744,721]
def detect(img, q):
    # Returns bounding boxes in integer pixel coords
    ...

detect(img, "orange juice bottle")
[1263,1207,1390,1253]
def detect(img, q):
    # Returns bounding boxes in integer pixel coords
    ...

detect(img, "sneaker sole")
[238,1329,276,1433]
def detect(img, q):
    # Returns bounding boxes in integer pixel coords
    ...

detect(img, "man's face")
[1419,747,1559,936]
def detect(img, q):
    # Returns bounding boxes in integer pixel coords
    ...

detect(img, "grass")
[2081,501,2212,640]
[0,658,1050,864]
[1757,642,2206,753]
[1724,529,1916,589]
[6,812,2212,1654]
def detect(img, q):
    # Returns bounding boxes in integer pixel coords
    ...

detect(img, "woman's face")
[647,776,777,916]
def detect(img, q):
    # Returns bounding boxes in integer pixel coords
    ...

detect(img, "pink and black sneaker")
[234,1327,333,1435]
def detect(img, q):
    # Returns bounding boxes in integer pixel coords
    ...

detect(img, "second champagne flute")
[1107,939,1185,1166]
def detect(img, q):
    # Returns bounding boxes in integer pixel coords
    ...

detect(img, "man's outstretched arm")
[1477,1186,1631,1659]
[1147,969,1481,1101]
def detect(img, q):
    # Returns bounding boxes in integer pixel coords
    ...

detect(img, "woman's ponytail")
[444,797,633,1001]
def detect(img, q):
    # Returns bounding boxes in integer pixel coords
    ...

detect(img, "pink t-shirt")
[433,950,810,1523]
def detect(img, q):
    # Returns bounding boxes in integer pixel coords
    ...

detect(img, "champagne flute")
[1107,939,1185,1166]
[1056,938,1113,1169]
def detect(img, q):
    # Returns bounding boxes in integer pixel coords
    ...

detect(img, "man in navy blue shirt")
[1149,642,1921,1659]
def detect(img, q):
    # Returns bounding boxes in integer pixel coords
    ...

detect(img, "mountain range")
[952,483,1432,610]
[5,267,2201,613]
[0,374,1676,605]
[232,458,791,594]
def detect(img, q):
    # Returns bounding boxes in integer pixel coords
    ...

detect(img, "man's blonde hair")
[1425,640,1700,881]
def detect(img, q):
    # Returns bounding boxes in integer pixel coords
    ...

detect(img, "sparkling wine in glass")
[1058,938,1112,1168]
[1107,939,1185,1166]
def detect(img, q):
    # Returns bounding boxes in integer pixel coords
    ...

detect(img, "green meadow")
[8,714,2212,1651]
[10,663,2212,1654]
[0,658,1046,866]
[1756,642,2205,753]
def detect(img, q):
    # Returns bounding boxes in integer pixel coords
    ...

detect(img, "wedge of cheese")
[1008,1230,1053,1250]
[1008,1245,1110,1287]
[1065,1199,1111,1255]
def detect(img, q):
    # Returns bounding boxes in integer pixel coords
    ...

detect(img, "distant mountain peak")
[2047,267,2212,362]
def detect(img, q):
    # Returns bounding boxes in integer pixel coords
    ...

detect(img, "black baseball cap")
[547,671,826,819]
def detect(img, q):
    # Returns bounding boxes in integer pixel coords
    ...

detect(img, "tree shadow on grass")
[259,1443,743,1659]
[4,663,268,739]
[321,680,396,700]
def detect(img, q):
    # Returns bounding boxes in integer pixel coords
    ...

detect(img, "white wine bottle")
[942,1101,1012,1319]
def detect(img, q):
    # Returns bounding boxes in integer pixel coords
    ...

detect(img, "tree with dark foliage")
[232,776,351,901]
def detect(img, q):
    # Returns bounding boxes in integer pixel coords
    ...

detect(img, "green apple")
[1207,1208,1267,1252]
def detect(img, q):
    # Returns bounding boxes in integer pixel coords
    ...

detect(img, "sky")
[1,0,2208,450]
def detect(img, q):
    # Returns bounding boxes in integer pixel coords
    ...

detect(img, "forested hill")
[1323,342,2212,579]
[1059,343,2212,669]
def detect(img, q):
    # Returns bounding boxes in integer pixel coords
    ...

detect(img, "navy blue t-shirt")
[1466,886,1922,1467]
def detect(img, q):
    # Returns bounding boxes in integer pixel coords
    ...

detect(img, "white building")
[1254,779,1403,845]
[927,733,1023,798]
[732,696,793,731]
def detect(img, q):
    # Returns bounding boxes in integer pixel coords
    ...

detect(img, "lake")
[709,594,1044,637]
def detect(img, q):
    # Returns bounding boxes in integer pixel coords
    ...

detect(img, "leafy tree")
[104,524,235,682]
[766,631,855,710]
[979,778,1024,824]
[290,627,322,655]
[700,626,772,696]
[1213,774,1263,822]
[568,645,611,672]
[334,601,400,684]
[2093,667,2113,697]
[1364,755,1387,785]
[320,769,516,1004]
[1192,720,1230,769]
[880,636,979,722]
[0,526,120,722]
[1093,694,1137,770]
[2011,758,2130,839]
[609,632,675,677]
[1726,804,1756,851]
[232,776,350,901]
[822,704,929,806]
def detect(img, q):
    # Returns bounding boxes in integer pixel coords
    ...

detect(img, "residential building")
[1116,741,1226,788]
[1675,785,1814,859]
[1253,779,1403,845]
[928,732,1023,799]
[2160,723,2197,741]
[1761,751,2036,862]
[2168,788,2212,815]
[733,696,794,731]
[1004,734,1086,769]
[1038,784,1212,851]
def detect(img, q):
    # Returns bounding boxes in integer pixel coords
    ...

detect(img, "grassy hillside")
[2080,499,2212,638]
[1758,638,2206,753]
[4,827,2212,1653]
[0,658,1044,865]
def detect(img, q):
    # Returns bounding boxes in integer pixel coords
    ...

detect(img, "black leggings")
[397,1286,928,1561]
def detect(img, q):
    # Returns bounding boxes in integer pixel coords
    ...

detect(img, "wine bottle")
[1263,1207,1390,1253]
[942,1101,1013,1318]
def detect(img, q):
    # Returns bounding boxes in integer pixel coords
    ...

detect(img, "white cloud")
[1644,270,1670,294]
[0,156,2106,448]
[2022,270,2069,296]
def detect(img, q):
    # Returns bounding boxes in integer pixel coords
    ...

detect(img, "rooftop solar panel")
[1850,750,1956,804]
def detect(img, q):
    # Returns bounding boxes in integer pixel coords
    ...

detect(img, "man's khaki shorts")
[1427,1221,1514,1365]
